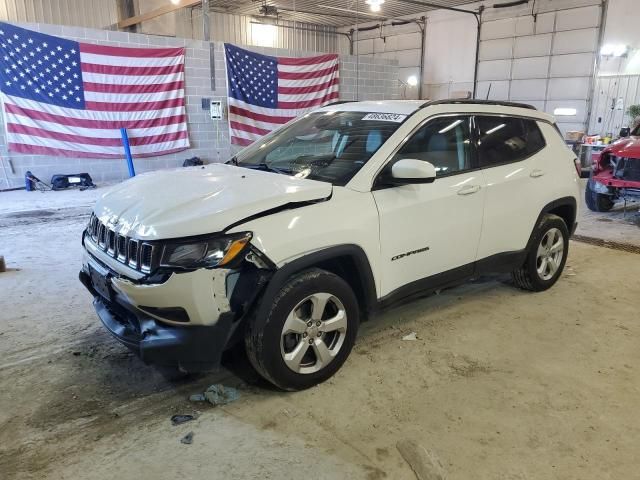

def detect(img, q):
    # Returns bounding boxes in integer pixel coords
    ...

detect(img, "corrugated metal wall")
[589,75,640,136]
[0,1,339,53]
[181,8,339,53]
[351,22,424,100]
[0,0,118,29]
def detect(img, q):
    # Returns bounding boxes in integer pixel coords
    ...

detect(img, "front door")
[372,115,486,298]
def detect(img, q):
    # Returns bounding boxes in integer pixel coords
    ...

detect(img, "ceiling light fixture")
[600,44,629,57]
[485,123,506,135]
[438,119,463,134]
[316,5,386,19]
[365,0,384,12]
[553,107,577,116]
[251,22,277,47]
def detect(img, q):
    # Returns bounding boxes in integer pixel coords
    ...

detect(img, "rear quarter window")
[476,116,546,167]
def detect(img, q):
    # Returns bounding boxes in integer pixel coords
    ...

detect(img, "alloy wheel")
[536,227,564,281]
[280,293,348,374]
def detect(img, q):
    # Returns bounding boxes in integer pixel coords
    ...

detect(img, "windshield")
[233,111,404,185]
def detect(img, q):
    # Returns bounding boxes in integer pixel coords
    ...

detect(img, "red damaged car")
[586,126,640,211]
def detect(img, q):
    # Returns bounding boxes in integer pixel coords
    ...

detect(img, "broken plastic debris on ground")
[189,384,240,406]
[402,332,418,341]
[180,432,194,445]
[170,414,197,426]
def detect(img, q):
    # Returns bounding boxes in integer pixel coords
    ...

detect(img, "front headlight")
[160,232,252,269]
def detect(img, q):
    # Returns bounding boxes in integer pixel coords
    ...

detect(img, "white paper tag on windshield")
[362,113,407,123]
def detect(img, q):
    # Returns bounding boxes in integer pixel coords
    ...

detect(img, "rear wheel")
[245,268,359,391]
[512,214,569,292]
[585,177,614,212]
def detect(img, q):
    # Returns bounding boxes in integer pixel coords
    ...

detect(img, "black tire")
[585,177,614,212]
[244,268,359,391]
[512,214,570,292]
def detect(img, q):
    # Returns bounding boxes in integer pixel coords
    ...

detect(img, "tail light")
[573,157,582,176]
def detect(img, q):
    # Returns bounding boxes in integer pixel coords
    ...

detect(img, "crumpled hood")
[93,163,332,240]
[603,136,640,159]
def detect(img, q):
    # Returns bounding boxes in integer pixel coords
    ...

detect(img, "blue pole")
[120,128,136,177]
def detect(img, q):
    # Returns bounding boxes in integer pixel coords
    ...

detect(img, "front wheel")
[512,214,569,292]
[245,268,359,391]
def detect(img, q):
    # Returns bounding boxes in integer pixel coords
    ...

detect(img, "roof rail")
[420,99,537,110]
[324,100,356,107]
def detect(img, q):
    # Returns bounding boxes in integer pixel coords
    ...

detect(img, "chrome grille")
[86,213,156,274]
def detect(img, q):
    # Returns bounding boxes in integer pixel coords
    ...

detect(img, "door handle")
[457,185,481,195]
[530,169,545,178]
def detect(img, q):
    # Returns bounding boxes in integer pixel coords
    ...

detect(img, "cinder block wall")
[0,23,399,189]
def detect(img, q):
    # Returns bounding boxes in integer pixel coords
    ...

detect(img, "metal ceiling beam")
[389,0,478,15]
[118,0,202,29]
[275,6,380,21]
[251,19,351,37]
[316,4,389,20]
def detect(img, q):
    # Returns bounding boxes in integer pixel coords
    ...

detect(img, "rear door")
[474,115,548,260]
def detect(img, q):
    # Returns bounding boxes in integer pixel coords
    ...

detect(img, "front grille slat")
[90,216,98,241]
[107,230,116,256]
[98,224,107,248]
[128,239,140,270]
[116,235,127,262]
[140,243,154,273]
[86,217,155,274]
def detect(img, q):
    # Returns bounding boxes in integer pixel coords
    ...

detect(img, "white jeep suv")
[80,100,581,390]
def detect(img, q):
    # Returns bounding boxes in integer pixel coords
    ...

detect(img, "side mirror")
[619,127,631,138]
[390,159,437,184]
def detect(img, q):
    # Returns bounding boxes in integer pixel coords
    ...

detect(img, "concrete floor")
[1,182,639,480]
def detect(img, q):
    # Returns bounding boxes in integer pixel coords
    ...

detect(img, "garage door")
[476,3,603,135]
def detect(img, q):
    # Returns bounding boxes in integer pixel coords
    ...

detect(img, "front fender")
[227,188,381,307]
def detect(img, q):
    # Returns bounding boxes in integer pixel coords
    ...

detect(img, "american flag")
[224,43,339,146]
[0,22,189,158]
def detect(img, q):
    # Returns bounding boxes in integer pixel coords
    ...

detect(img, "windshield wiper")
[242,162,292,175]
[225,156,238,166]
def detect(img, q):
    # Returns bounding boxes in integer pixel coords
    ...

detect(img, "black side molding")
[378,263,473,310]
[475,250,527,275]
[542,196,577,216]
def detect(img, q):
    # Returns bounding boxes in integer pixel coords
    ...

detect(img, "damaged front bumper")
[79,249,272,371]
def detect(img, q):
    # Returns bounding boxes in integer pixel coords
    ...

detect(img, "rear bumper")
[79,269,235,371]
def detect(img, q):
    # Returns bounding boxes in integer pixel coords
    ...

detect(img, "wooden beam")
[117,0,202,29]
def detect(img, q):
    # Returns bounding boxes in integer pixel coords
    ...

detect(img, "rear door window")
[476,116,546,167]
